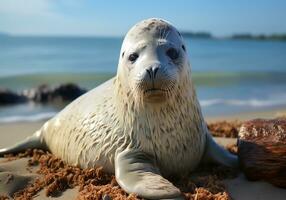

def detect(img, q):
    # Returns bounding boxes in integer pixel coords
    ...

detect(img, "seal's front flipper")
[0,130,46,156]
[115,148,183,200]
[202,132,238,168]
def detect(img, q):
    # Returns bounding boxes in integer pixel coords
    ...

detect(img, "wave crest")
[200,98,286,107]
[0,112,56,123]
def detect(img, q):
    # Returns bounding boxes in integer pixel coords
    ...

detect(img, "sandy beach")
[206,107,286,122]
[1,108,286,199]
[1,1,286,199]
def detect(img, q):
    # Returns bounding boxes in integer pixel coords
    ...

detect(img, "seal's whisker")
[163,28,168,39]
[164,29,170,40]
[158,26,163,39]
[161,27,166,39]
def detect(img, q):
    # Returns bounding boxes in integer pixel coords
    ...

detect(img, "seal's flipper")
[0,130,46,156]
[115,148,183,200]
[202,132,238,168]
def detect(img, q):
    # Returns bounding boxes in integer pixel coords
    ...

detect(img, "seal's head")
[117,18,190,104]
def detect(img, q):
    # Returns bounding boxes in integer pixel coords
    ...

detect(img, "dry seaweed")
[0,195,10,200]
[4,149,236,200]
[208,121,242,138]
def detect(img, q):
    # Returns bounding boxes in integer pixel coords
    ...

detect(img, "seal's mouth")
[144,88,167,94]
[143,88,167,103]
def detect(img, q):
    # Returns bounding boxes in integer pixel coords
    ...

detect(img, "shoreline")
[1,107,285,149]
[206,106,286,122]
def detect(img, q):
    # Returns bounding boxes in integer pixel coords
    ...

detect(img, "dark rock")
[22,84,51,103]
[0,88,27,105]
[23,83,87,103]
[52,83,87,101]
[238,118,286,188]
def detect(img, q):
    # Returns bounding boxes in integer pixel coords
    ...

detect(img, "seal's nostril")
[153,67,159,79]
[146,69,152,79]
[146,66,160,80]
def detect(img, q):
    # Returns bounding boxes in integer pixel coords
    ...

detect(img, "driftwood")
[238,118,286,188]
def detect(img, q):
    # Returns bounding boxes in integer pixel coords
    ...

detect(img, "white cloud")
[0,0,53,16]
[0,0,101,36]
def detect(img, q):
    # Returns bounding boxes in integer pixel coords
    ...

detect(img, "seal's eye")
[166,48,179,60]
[128,53,139,62]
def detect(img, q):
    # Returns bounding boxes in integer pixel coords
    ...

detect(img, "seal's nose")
[146,66,160,80]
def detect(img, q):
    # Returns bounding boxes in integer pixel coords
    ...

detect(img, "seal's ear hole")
[182,45,186,52]
[122,52,125,58]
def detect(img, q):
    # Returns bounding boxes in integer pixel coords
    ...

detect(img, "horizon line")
[1,31,286,39]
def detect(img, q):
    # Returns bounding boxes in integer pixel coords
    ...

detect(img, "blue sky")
[0,0,285,36]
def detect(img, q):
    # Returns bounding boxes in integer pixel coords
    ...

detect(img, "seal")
[0,18,237,199]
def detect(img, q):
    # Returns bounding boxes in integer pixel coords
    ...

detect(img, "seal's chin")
[143,88,167,103]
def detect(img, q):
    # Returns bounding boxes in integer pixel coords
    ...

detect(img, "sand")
[206,107,286,122]
[1,109,286,199]
[0,122,43,149]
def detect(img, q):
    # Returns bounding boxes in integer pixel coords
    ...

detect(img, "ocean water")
[0,36,286,123]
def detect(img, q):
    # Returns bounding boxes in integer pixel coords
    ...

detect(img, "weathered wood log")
[238,118,286,188]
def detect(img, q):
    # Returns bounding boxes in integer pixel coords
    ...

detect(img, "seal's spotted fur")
[0,18,237,199]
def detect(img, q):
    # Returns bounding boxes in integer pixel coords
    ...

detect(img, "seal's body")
[0,18,237,199]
